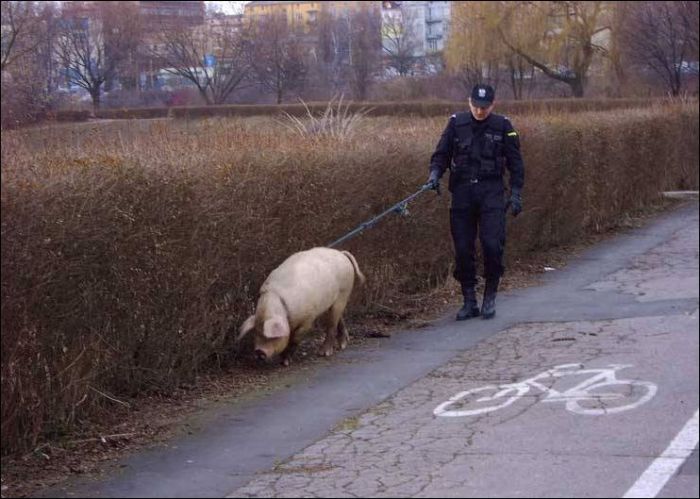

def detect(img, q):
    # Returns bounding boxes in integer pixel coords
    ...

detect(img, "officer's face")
[469,99,494,121]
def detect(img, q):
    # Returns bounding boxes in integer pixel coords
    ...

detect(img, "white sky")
[206,1,250,15]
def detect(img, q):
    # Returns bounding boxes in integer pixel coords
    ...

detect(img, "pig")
[238,247,366,366]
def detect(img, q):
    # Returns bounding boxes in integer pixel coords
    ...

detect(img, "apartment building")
[245,1,322,33]
[381,1,450,57]
[245,1,378,31]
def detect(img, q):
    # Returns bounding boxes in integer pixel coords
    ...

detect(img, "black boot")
[456,284,480,321]
[481,279,499,320]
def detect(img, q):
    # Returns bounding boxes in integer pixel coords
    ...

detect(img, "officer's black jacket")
[429,112,524,191]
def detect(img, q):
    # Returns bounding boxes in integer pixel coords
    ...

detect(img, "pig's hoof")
[318,346,334,357]
[281,357,291,367]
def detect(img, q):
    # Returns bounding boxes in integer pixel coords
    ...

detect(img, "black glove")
[509,188,523,217]
[423,170,441,193]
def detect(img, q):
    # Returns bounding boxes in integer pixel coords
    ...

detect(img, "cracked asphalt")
[42,200,699,498]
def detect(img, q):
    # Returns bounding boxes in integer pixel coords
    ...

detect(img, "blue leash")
[327,184,435,248]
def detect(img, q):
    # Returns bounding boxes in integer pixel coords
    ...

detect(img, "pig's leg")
[319,299,349,357]
[318,309,338,357]
[332,297,351,351]
[337,317,349,351]
[280,331,301,367]
[281,321,313,366]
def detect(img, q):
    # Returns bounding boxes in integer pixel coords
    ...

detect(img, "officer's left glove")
[423,170,441,194]
[509,188,523,217]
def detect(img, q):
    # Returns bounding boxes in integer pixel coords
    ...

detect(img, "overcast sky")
[206,1,250,15]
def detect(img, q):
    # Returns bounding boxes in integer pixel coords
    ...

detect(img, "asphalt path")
[41,199,699,498]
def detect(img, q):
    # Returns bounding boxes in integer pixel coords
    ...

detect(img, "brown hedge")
[94,107,170,120]
[69,97,664,122]
[1,104,698,455]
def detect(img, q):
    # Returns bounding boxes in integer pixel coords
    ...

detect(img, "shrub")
[1,104,697,455]
[46,97,679,123]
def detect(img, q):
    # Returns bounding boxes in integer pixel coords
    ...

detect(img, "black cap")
[470,84,495,107]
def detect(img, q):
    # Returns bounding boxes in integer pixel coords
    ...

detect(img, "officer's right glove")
[509,188,523,217]
[423,170,441,194]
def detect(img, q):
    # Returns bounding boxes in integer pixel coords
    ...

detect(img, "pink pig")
[238,247,365,366]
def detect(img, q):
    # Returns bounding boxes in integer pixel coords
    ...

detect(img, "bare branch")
[150,15,252,105]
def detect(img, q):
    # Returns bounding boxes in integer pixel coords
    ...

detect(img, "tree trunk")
[671,70,682,96]
[198,88,212,105]
[570,78,585,98]
[612,63,626,98]
[90,89,101,115]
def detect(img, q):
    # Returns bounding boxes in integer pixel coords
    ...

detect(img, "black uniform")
[429,111,524,289]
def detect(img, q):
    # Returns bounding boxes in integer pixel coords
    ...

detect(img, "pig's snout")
[255,349,268,362]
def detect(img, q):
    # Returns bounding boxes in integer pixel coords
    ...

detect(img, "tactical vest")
[451,112,508,181]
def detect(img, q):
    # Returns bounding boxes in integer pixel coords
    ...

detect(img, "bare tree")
[1,2,60,127]
[603,1,635,97]
[381,5,419,77]
[621,1,700,96]
[313,10,352,97]
[347,7,382,101]
[151,16,252,105]
[249,13,307,104]
[445,2,511,97]
[55,2,138,112]
[1,1,44,72]
[26,2,62,107]
[451,58,503,99]
[505,53,535,100]
[113,6,144,92]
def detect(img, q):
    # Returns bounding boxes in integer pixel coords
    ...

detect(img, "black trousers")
[449,178,506,289]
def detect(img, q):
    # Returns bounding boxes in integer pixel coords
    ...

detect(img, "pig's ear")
[263,317,290,339]
[237,315,256,341]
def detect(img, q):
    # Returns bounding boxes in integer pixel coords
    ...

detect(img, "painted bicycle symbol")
[434,363,657,417]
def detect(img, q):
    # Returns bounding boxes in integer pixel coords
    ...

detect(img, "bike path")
[232,313,698,497]
[41,201,699,498]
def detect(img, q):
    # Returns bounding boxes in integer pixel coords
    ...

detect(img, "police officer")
[424,84,524,320]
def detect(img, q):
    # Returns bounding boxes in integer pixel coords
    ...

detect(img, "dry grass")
[1,103,698,458]
[276,96,374,142]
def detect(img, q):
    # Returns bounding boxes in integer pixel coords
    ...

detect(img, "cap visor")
[471,99,492,108]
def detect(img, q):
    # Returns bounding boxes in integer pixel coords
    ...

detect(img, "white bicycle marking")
[434,363,657,417]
